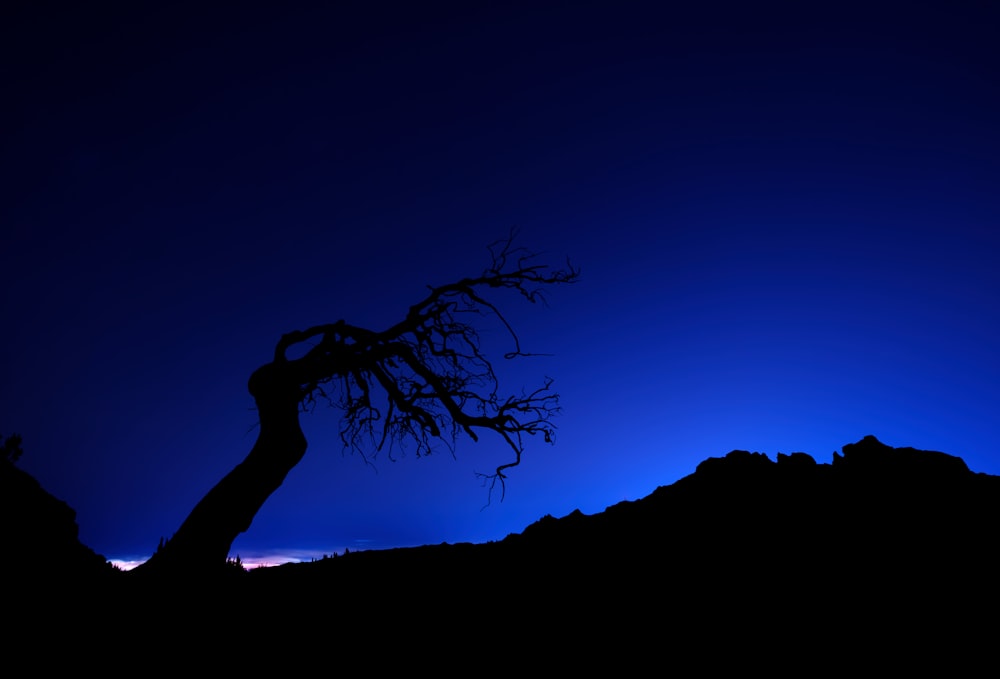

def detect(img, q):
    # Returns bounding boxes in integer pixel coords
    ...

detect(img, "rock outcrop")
[0,459,114,578]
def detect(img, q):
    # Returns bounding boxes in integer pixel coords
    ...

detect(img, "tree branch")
[267,229,579,498]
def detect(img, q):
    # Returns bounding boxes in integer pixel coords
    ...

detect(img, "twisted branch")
[270,229,579,501]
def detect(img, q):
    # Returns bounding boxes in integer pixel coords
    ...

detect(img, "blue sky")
[2,2,998,568]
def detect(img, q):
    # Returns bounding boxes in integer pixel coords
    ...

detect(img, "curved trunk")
[135,361,307,574]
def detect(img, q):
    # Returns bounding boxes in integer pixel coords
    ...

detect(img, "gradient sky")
[3,2,998,569]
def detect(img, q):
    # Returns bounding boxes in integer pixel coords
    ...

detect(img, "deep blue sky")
[3,2,998,568]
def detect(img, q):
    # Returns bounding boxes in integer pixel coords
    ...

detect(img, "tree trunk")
[135,361,307,574]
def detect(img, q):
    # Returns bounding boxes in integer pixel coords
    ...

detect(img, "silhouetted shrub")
[1,433,23,464]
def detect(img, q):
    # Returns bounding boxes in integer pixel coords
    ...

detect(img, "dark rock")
[0,459,114,578]
[777,451,817,467]
[836,433,970,477]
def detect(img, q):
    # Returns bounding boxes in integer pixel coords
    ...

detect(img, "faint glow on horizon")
[110,547,362,571]
[233,548,341,569]
[110,558,147,571]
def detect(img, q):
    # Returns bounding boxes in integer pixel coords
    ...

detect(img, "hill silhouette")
[6,434,998,588]
[245,434,999,593]
[6,435,998,663]
[0,457,114,579]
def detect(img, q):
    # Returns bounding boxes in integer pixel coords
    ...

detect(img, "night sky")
[3,2,998,569]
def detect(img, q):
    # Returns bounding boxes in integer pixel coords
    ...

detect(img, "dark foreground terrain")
[5,435,998,665]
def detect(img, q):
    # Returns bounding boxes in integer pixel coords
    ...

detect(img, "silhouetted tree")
[136,232,578,574]
[1,434,23,465]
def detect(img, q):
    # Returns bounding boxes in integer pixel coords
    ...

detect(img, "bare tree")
[135,232,579,574]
